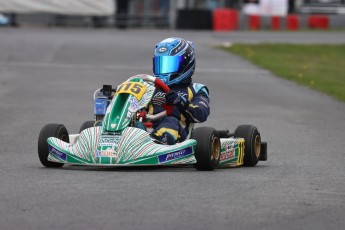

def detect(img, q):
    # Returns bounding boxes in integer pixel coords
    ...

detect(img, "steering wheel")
[133,74,173,121]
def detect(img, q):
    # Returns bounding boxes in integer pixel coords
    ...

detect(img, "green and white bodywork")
[47,75,197,166]
[40,74,267,169]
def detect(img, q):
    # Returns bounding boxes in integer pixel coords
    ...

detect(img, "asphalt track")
[0,29,345,230]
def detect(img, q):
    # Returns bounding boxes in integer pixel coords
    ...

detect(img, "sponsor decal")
[158,147,193,163]
[49,145,67,161]
[102,131,121,136]
[94,98,108,115]
[158,47,167,53]
[173,92,188,104]
[129,97,140,112]
[160,78,167,83]
[220,145,235,161]
[141,93,148,102]
[99,136,120,147]
[97,149,117,158]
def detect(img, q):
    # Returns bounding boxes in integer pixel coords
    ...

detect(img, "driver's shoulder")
[191,83,209,97]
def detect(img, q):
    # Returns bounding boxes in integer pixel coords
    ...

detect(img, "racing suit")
[148,82,210,145]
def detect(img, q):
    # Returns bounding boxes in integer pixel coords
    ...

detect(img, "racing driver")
[148,37,210,145]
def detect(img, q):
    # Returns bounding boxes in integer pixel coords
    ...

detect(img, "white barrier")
[0,0,115,15]
[243,0,288,17]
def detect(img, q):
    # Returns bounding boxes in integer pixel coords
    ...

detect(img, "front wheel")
[234,125,261,167]
[191,127,220,171]
[79,120,95,133]
[38,124,69,168]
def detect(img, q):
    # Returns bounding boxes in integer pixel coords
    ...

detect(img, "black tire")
[234,125,261,167]
[191,127,221,171]
[79,120,95,133]
[216,130,232,138]
[38,124,69,168]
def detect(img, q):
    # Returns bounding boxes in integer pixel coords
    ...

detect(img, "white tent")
[0,0,115,16]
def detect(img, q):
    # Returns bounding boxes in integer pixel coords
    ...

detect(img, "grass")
[220,43,345,102]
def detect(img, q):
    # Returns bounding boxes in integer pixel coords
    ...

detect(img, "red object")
[249,15,260,30]
[308,15,329,29]
[286,14,299,31]
[213,8,238,31]
[162,103,174,116]
[271,16,281,30]
[154,78,170,93]
[138,111,147,121]
[144,122,153,128]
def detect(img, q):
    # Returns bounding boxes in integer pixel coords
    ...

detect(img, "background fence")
[0,0,344,29]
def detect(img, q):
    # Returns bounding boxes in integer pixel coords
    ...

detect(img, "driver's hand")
[137,111,147,122]
[165,90,189,111]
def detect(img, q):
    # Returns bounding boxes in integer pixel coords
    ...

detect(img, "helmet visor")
[153,56,185,75]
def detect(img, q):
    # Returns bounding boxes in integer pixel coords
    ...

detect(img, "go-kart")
[38,74,267,170]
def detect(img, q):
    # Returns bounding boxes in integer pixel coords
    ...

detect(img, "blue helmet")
[153,37,195,86]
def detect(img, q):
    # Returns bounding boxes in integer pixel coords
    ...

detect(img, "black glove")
[165,90,189,111]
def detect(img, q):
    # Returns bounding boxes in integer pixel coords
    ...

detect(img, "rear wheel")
[234,125,261,167]
[79,120,95,133]
[38,124,69,168]
[191,127,220,171]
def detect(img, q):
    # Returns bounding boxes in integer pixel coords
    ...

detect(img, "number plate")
[116,82,147,100]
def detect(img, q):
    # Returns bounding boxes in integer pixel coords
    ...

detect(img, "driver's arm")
[182,90,210,123]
